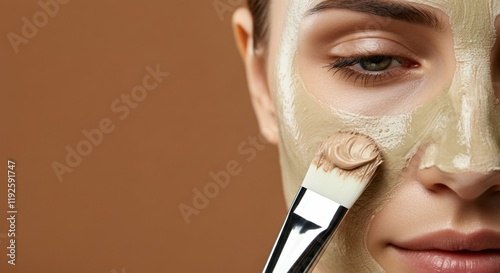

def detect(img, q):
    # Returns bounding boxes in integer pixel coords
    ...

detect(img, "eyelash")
[325,55,419,86]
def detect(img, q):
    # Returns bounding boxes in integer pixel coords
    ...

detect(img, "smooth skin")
[233,0,500,272]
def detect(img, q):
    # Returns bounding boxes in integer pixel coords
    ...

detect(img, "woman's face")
[237,0,500,272]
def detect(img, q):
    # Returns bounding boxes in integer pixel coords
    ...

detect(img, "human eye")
[325,55,420,87]
[297,7,451,115]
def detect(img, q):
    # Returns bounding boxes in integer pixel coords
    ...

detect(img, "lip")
[390,230,500,273]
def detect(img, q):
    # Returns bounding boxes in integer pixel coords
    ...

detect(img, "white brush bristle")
[302,164,370,208]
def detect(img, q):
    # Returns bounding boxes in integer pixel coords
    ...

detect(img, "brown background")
[1,1,286,272]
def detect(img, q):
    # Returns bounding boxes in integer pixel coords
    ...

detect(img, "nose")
[417,167,500,200]
[419,48,500,173]
[416,17,500,199]
[417,3,500,173]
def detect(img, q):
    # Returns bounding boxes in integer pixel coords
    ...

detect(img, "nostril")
[417,167,453,189]
[431,183,450,193]
[488,185,500,196]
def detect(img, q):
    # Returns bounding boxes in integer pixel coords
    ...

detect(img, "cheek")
[365,154,428,272]
[274,61,446,206]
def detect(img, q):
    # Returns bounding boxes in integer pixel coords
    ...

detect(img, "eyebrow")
[307,0,442,30]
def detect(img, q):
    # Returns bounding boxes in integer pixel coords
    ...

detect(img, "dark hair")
[247,0,269,48]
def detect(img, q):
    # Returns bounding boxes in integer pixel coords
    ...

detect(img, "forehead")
[268,0,500,70]
[272,0,500,22]
[405,0,500,16]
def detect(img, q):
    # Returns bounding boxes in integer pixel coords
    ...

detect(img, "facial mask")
[272,0,500,271]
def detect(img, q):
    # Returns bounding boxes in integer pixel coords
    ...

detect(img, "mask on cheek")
[272,0,500,271]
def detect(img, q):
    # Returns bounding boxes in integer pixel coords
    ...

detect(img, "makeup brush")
[263,131,383,273]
